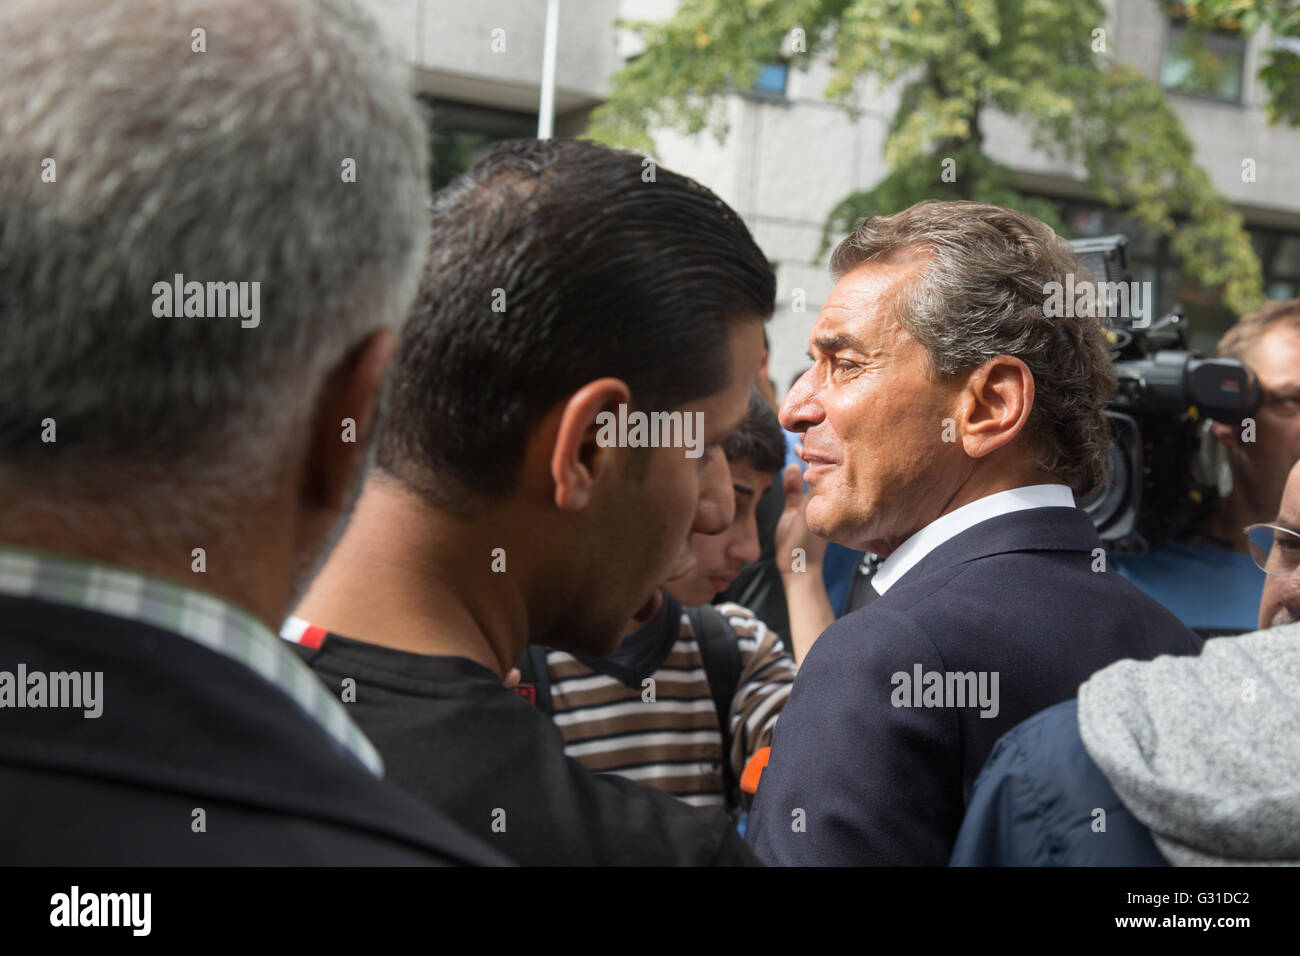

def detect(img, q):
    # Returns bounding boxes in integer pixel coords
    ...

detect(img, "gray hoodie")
[1078,622,1300,866]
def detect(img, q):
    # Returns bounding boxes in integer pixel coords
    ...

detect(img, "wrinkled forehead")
[812,260,928,350]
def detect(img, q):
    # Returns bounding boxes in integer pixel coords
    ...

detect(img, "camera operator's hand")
[775,461,834,665]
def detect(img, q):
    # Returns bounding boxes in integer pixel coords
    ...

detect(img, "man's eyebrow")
[811,333,864,354]
[1272,517,1300,532]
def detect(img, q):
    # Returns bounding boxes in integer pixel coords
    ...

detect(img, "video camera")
[1069,235,1261,554]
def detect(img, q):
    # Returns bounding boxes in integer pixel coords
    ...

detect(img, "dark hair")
[377,139,775,511]
[722,389,786,474]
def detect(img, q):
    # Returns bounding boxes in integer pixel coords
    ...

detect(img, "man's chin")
[803,501,839,542]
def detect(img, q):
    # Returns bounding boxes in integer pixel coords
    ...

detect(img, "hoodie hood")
[1078,622,1300,866]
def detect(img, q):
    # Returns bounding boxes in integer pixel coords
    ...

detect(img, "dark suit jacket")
[0,594,505,865]
[745,506,1202,866]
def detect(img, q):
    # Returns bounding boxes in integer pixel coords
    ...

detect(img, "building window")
[1255,233,1300,302]
[1160,17,1246,103]
[421,98,537,191]
[752,62,788,97]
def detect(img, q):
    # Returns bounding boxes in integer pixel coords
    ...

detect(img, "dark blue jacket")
[949,699,1168,865]
[745,506,1201,866]
[0,594,506,865]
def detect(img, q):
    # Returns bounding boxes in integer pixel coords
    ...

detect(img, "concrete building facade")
[361,0,1300,389]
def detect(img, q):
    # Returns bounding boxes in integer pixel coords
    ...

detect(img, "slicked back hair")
[378,139,776,512]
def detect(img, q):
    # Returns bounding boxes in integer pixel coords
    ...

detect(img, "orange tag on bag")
[740,746,771,794]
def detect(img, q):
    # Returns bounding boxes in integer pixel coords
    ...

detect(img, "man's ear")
[303,329,398,511]
[957,355,1035,460]
[551,378,632,511]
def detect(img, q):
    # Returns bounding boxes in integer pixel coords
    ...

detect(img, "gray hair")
[0,0,429,490]
[830,200,1116,497]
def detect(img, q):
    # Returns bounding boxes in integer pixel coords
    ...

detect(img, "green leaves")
[589,0,1272,314]
[1179,0,1300,125]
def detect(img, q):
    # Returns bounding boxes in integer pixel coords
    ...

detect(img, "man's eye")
[1275,534,1300,551]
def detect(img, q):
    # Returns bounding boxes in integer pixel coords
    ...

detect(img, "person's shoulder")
[1112,539,1251,583]
[815,601,931,653]
[558,753,758,865]
[302,634,513,699]
[306,643,564,760]
[955,696,1171,866]
[711,601,774,642]
[961,699,1086,824]
[793,604,939,695]
[713,601,758,626]
[995,697,1081,757]
[951,700,1088,865]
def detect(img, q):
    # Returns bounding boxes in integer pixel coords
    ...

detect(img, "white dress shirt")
[871,483,1077,595]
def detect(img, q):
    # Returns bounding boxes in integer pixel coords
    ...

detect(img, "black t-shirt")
[292,632,759,866]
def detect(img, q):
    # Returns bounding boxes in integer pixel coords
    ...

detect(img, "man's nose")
[692,446,735,535]
[779,368,821,433]
[730,522,761,566]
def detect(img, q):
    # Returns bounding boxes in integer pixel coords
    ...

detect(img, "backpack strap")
[686,604,744,815]
[513,644,554,715]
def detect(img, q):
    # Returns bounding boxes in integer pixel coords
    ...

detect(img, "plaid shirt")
[0,545,383,776]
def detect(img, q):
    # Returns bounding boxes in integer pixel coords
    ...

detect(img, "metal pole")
[538,0,559,138]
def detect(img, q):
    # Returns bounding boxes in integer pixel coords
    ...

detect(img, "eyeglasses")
[1244,523,1300,577]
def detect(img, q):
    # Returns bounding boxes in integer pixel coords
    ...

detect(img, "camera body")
[1069,236,1261,554]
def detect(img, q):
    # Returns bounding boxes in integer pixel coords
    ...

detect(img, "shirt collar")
[0,545,384,777]
[872,484,1077,595]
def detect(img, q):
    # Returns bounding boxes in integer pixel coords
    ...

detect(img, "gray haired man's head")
[0,0,428,492]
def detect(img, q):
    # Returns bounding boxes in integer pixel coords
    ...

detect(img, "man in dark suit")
[0,0,499,865]
[745,200,1202,866]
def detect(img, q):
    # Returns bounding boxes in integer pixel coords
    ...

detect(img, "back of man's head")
[376,138,777,513]
[831,200,1116,496]
[0,0,428,524]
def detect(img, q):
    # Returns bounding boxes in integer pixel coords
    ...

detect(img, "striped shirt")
[544,600,796,813]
